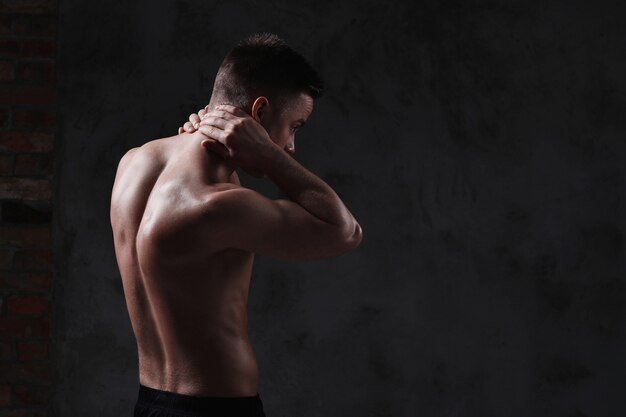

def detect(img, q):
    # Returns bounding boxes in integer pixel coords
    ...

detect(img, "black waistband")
[137,383,264,415]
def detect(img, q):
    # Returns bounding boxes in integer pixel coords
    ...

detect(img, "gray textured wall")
[53,1,625,416]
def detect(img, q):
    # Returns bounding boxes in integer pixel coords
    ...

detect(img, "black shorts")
[134,384,267,417]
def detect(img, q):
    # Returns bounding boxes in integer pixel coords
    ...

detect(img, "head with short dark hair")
[209,33,324,114]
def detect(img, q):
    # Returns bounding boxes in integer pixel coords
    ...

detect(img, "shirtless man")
[110,33,363,416]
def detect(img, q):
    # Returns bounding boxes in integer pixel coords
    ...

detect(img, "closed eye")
[291,120,306,132]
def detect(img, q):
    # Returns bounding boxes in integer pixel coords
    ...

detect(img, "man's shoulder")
[117,140,153,166]
[118,138,170,170]
[116,146,140,166]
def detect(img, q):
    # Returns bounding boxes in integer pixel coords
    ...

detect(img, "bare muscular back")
[109,135,260,397]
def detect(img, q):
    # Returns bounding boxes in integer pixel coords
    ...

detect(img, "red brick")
[12,249,53,269]
[0,132,54,152]
[0,226,51,246]
[0,342,15,360]
[0,200,52,224]
[0,60,15,81]
[0,15,12,36]
[7,295,50,316]
[0,154,12,174]
[0,318,49,338]
[14,153,52,176]
[0,408,48,417]
[0,247,13,268]
[0,0,57,13]
[0,107,9,127]
[0,87,56,105]
[17,341,47,360]
[17,62,54,83]
[0,383,11,406]
[0,40,21,58]
[0,362,50,384]
[0,271,50,292]
[13,384,49,406]
[8,295,49,316]
[12,108,56,129]
[0,177,53,200]
[20,40,55,59]
[13,15,56,37]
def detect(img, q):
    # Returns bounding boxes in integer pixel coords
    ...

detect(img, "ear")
[251,96,269,123]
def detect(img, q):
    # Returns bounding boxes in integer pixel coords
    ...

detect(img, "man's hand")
[197,105,280,177]
[177,105,210,134]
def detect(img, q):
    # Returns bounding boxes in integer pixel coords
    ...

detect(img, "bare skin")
[110,93,362,397]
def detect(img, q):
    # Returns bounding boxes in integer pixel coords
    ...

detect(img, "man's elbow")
[307,222,362,261]
[341,221,363,250]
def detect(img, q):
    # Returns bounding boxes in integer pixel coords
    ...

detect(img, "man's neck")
[182,131,236,184]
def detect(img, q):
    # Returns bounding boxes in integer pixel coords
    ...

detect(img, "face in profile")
[255,91,314,157]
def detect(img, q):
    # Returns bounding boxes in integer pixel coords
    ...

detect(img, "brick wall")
[0,0,57,416]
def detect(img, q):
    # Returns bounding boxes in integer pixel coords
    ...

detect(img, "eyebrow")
[294,119,306,126]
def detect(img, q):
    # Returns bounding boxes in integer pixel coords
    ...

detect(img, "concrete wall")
[54,1,625,416]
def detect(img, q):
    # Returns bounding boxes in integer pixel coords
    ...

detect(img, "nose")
[285,144,295,155]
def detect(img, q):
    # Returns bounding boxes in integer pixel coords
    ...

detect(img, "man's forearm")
[262,149,358,233]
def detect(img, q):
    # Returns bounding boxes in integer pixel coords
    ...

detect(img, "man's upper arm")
[202,187,359,260]
[111,148,140,200]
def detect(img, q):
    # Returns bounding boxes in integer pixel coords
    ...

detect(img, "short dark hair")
[211,33,324,113]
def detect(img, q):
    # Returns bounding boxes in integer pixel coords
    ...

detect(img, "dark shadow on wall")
[53,1,626,416]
